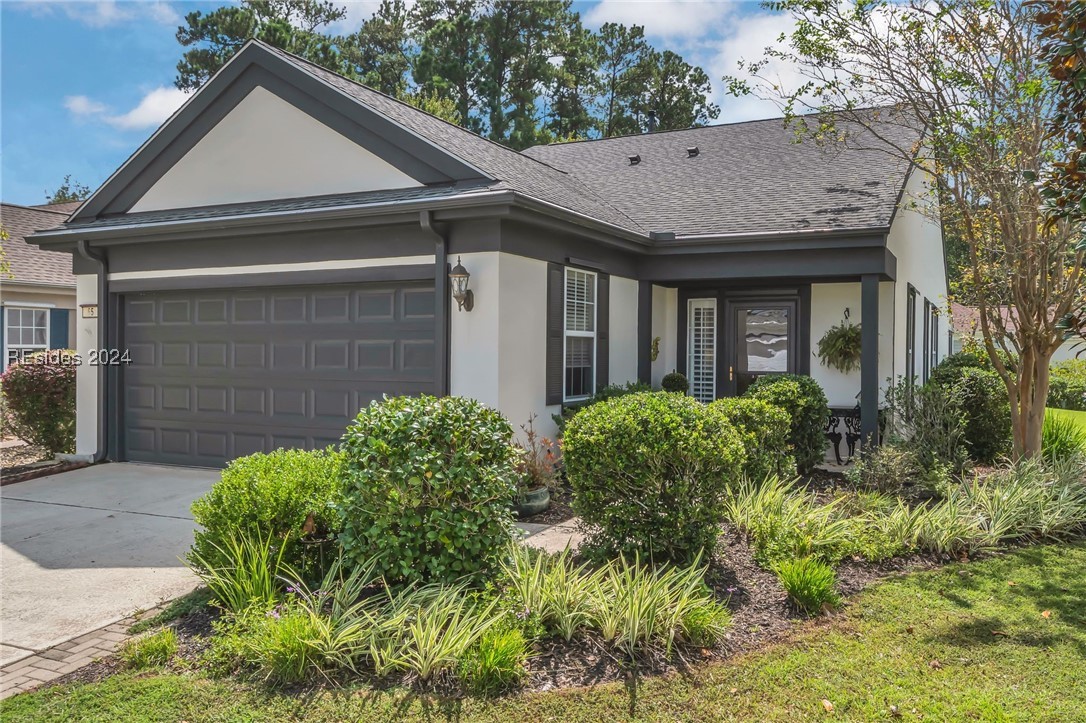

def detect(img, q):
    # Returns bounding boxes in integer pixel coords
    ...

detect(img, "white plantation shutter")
[687,299,717,403]
[564,268,597,400]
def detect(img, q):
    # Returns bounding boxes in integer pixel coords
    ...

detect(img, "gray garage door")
[121,282,437,466]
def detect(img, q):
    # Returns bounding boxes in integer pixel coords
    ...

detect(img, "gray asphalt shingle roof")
[523,115,919,237]
[0,204,76,286]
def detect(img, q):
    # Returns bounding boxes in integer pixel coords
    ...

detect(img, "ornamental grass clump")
[338,395,520,586]
[774,557,841,615]
[564,392,745,562]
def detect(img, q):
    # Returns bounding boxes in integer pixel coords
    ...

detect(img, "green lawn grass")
[1047,406,1086,431]
[6,543,1085,722]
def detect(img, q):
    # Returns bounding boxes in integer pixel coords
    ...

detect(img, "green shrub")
[774,557,840,615]
[939,368,1011,464]
[458,623,529,696]
[0,349,76,453]
[845,445,925,495]
[710,397,795,481]
[120,628,178,670]
[744,375,829,474]
[339,395,519,586]
[661,371,690,394]
[551,381,652,434]
[189,448,345,582]
[564,392,745,561]
[929,350,990,387]
[1048,360,1086,411]
[884,378,970,475]
[1043,412,1086,461]
[188,532,291,614]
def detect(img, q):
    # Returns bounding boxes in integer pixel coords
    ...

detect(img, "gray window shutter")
[545,263,564,405]
[49,309,70,350]
[596,272,609,393]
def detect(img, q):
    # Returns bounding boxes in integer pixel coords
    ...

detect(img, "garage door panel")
[122,281,437,466]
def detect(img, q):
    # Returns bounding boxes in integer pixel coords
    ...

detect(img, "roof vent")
[628,154,641,166]
[687,146,700,157]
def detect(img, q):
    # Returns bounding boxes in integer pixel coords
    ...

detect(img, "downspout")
[419,211,450,396]
[75,240,109,462]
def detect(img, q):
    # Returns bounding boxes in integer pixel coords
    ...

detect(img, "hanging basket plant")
[817,321,863,374]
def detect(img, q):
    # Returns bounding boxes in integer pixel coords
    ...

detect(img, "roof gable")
[72,41,488,222]
[130,86,423,212]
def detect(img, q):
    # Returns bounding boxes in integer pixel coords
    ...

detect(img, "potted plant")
[514,414,559,517]
[817,320,863,373]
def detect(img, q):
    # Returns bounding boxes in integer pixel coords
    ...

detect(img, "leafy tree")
[726,0,1085,458]
[404,89,462,124]
[410,0,484,132]
[637,49,720,132]
[174,0,354,91]
[341,0,412,96]
[595,22,651,137]
[476,0,570,149]
[543,17,601,141]
[1034,0,1086,354]
[44,175,90,205]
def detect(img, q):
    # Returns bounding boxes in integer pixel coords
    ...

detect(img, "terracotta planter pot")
[515,486,551,518]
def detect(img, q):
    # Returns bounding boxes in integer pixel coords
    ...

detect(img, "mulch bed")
[40,531,945,698]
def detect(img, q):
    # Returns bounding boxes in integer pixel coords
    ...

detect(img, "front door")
[725,298,798,396]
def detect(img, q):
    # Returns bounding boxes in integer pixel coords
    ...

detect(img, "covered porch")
[635,232,898,450]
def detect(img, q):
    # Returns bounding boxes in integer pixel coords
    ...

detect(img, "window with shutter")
[563,268,596,401]
[687,298,717,403]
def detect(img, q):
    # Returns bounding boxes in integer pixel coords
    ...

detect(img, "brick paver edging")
[0,603,170,699]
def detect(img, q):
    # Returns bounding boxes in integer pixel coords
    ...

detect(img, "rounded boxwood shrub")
[0,349,77,454]
[189,448,345,582]
[709,397,795,481]
[661,371,690,394]
[338,395,519,586]
[564,392,746,561]
[744,374,829,474]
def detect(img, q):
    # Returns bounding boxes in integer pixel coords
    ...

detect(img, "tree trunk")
[1009,343,1054,459]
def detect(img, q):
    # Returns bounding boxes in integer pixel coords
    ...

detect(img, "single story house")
[949,302,1081,364]
[30,40,948,468]
[1,201,80,370]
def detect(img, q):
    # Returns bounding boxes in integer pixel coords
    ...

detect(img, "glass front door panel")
[735,305,792,395]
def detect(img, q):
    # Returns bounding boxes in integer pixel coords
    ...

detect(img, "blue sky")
[0,1,794,207]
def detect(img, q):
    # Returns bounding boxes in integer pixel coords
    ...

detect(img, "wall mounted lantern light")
[449,256,474,312]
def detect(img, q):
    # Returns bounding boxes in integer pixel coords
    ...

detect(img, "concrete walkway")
[0,463,219,667]
[519,519,584,553]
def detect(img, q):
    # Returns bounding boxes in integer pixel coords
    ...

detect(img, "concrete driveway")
[0,463,219,666]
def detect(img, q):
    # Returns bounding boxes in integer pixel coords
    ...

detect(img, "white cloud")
[64,94,108,116]
[16,1,180,28]
[63,86,193,131]
[583,0,731,40]
[706,10,802,123]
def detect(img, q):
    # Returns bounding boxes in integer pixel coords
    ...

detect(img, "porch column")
[860,273,880,447]
[637,281,652,384]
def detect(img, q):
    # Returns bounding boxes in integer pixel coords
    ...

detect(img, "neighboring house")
[949,302,1082,364]
[29,41,948,467]
[0,201,80,370]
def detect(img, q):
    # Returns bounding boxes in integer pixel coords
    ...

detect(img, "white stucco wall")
[809,281,896,407]
[74,274,99,457]
[886,168,950,383]
[131,86,422,212]
[608,275,639,386]
[650,285,678,387]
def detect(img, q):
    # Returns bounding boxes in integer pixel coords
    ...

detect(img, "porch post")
[637,281,652,384]
[860,274,880,447]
